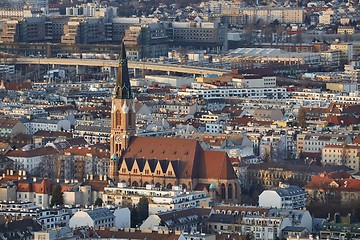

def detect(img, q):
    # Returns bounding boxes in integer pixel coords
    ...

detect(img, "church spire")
[114,42,132,99]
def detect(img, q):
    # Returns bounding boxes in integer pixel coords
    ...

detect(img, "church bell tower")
[109,42,136,181]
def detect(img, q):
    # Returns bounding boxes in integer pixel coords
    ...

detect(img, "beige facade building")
[337,26,355,35]
[322,144,360,172]
[330,41,354,62]
[296,133,352,157]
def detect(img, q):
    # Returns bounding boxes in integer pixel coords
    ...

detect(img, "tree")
[130,206,139,228]
[297,107,307,128]
[137,197,149,224]
[94,197,103,207]
[51,184,63,207]
[130,196,149,227]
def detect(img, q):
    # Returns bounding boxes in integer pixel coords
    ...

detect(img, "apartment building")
[103,183,210,214]
[169,22,227,52]
[330,41,354,62]
[179,86,288,100]
[6,146,59,174]
[0,16,68,43]
[233,75,276,88]
[321,144,360,172]
[123,23,169,60]
[296,133,352,158]
[259,183,307,210]
[61,18,105,44]
[224,7,304,24]
[69,208,115,229]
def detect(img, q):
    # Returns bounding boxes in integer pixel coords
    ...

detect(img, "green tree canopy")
[51,184,63,207]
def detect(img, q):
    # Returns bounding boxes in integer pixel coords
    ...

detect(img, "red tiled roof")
[18,178,52,194]
[232,117,253,125]
[325,116,360,126]
[6,146,59,158]
[5,81,32,91]
[353,136,360,144]
[199,150,237,180]
[0,118,20,129]
[124,136,201,179]
[305,172,360,192]
[64,146,109,158]
[123,136,237,180]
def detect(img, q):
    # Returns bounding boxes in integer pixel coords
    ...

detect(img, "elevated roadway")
[11,57,230,75]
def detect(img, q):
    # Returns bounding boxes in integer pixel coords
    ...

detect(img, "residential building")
[258,183,307,209]
[246,162,352,189]
[0,118,26,139]
[178,85,288,100]
[61,18,105,44]
[69,208,115,229]
[6,146,59,175]
[232,75,276,88]
[54,146,110,180]
[140,207,211,232]
[305,172,360,205]
[16,177,52,208]
[23,118,71,135]
[102,183,210,214]
[207,205,313,240]
[169,22,227,52]
[337,26,355,35]
[320,214,360,240]
[322,144,360,172]
[330,41,353,62]
[123,23,169,60]
[296,133,352,159]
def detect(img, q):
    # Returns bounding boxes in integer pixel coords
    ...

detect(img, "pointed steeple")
[114,42,132,99]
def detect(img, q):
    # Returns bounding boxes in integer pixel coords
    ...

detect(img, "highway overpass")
[9,57,230,75]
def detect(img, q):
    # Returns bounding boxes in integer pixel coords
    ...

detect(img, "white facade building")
[258,183,307,209]
[23,118,71,135]
[178,84,288,100]
[233,75,276,88]
[103,183,210,215]
[69,208,115,229]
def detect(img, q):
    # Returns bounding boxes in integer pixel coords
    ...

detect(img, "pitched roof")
[6,146,59,158]
[33,130,73,138]
[199,150,237,180]
[74,229,177,240]
[64,146,109,158]
[123,136,237,180]
[0,118,20,129]
[124,136,202,179]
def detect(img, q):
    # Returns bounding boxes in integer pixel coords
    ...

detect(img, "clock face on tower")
[115,135,122,144]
